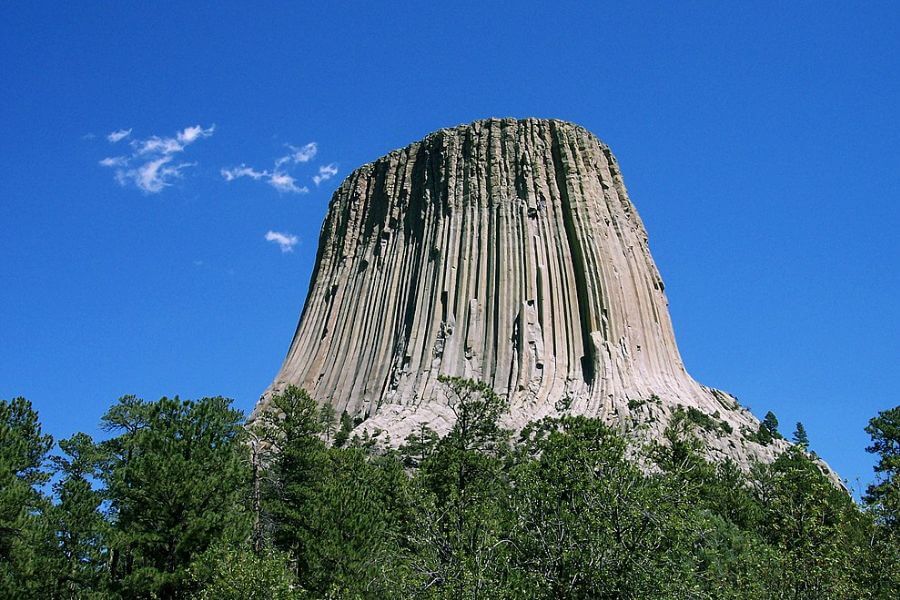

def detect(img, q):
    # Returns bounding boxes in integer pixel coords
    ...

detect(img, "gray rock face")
[258,118,785,467]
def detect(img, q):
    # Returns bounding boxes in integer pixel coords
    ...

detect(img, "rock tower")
[258,118,784,466]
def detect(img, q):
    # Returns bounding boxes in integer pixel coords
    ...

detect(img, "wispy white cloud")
[133,136,184,156]
[107,128,132,143]
[177,124,215,144]
[313,163,338,186]
[265,230,299,253]
[220,164,307,193]
[268,173,308,194]
[134,156,173,193]
[287,142,317,163]
[98,124,214,193]
[221,140,319,194]
[99,156,128,167]
[129,125,214,156]
[221,165,268,181]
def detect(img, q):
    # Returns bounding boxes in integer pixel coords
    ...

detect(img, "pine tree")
[317,403,336,441]
[863,407,900,598]
[411,376,511,597]
[755,446,863,598]
[510,416,679,597]
[258,386,328,582]
[260,385,411,597]
[762,411,781,437]
[191,543,296,600]
[333,410,354,448]
[47,433,107,595]
[0,397,53,598]
[792,422,810,449]
[865,406,900,531]
[100,395,250,598]
[399,424,439,468]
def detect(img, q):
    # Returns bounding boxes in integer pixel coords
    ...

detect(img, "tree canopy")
[0,389,897,598]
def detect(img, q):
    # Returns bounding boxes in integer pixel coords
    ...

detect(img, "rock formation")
[258,118,786,467]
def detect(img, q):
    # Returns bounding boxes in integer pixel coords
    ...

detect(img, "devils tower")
[258,118,784,467]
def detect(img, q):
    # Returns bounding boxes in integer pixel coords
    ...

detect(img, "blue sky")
[1,2,897,491]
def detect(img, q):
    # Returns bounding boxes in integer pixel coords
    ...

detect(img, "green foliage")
[0,397,53,598]
[762,410,783,439]
[684,405,718,431]
[399,424,439,468]
[438,376,509,454]
[744,424,771,446]
[762,410,779,433]
[0,397,52,489]
[510,415,687,597]
[257,386,329,572]
[317,404,336,442]
[100,395,250,598]
[2,387,898,599]
[674,405,734,436]
[332,410,354,448]
[792,421,810,448]
[862,405,900,598]
[753,446,867,598]
[865,405,900,530]
[191,542,298,600]
[627,398,645,410]
[47,432,107,595]
[258,386,413,597]
[303,449,411,596]
[405,376,511,597]
[653,405,711,478]
[744,411,784,446]
[0,397,52,552]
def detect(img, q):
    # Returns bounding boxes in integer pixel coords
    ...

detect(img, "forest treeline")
[1,378,898,599]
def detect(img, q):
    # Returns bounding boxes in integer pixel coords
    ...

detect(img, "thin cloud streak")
[313,163,338,185]
[265,230,299,253]
[287,142,317,163]
[107,128,132,143]
[268,173,308,194]
[178,125,214,144]
[221,165,268,181]
[221,140,318,194]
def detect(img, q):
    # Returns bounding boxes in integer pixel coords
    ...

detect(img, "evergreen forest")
[2,378,898,599]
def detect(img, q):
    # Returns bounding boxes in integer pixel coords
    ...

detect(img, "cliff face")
[259,118,784,467]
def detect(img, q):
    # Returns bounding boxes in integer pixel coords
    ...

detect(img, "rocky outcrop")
[257,118,787,468]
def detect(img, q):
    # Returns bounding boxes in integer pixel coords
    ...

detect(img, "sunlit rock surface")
[257,118,788,467]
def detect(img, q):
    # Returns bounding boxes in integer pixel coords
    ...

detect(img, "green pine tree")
[762,411,781,438]
[260,385,412,597]
[410,376,511,597]
[0,397,53,598]
[47,432,107,596]
[100,395,250,599]
[865,406,900,530]
[755,446,864,599]
[399,424,439,468]
[792,421,810,449]
[333,410,354,448]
